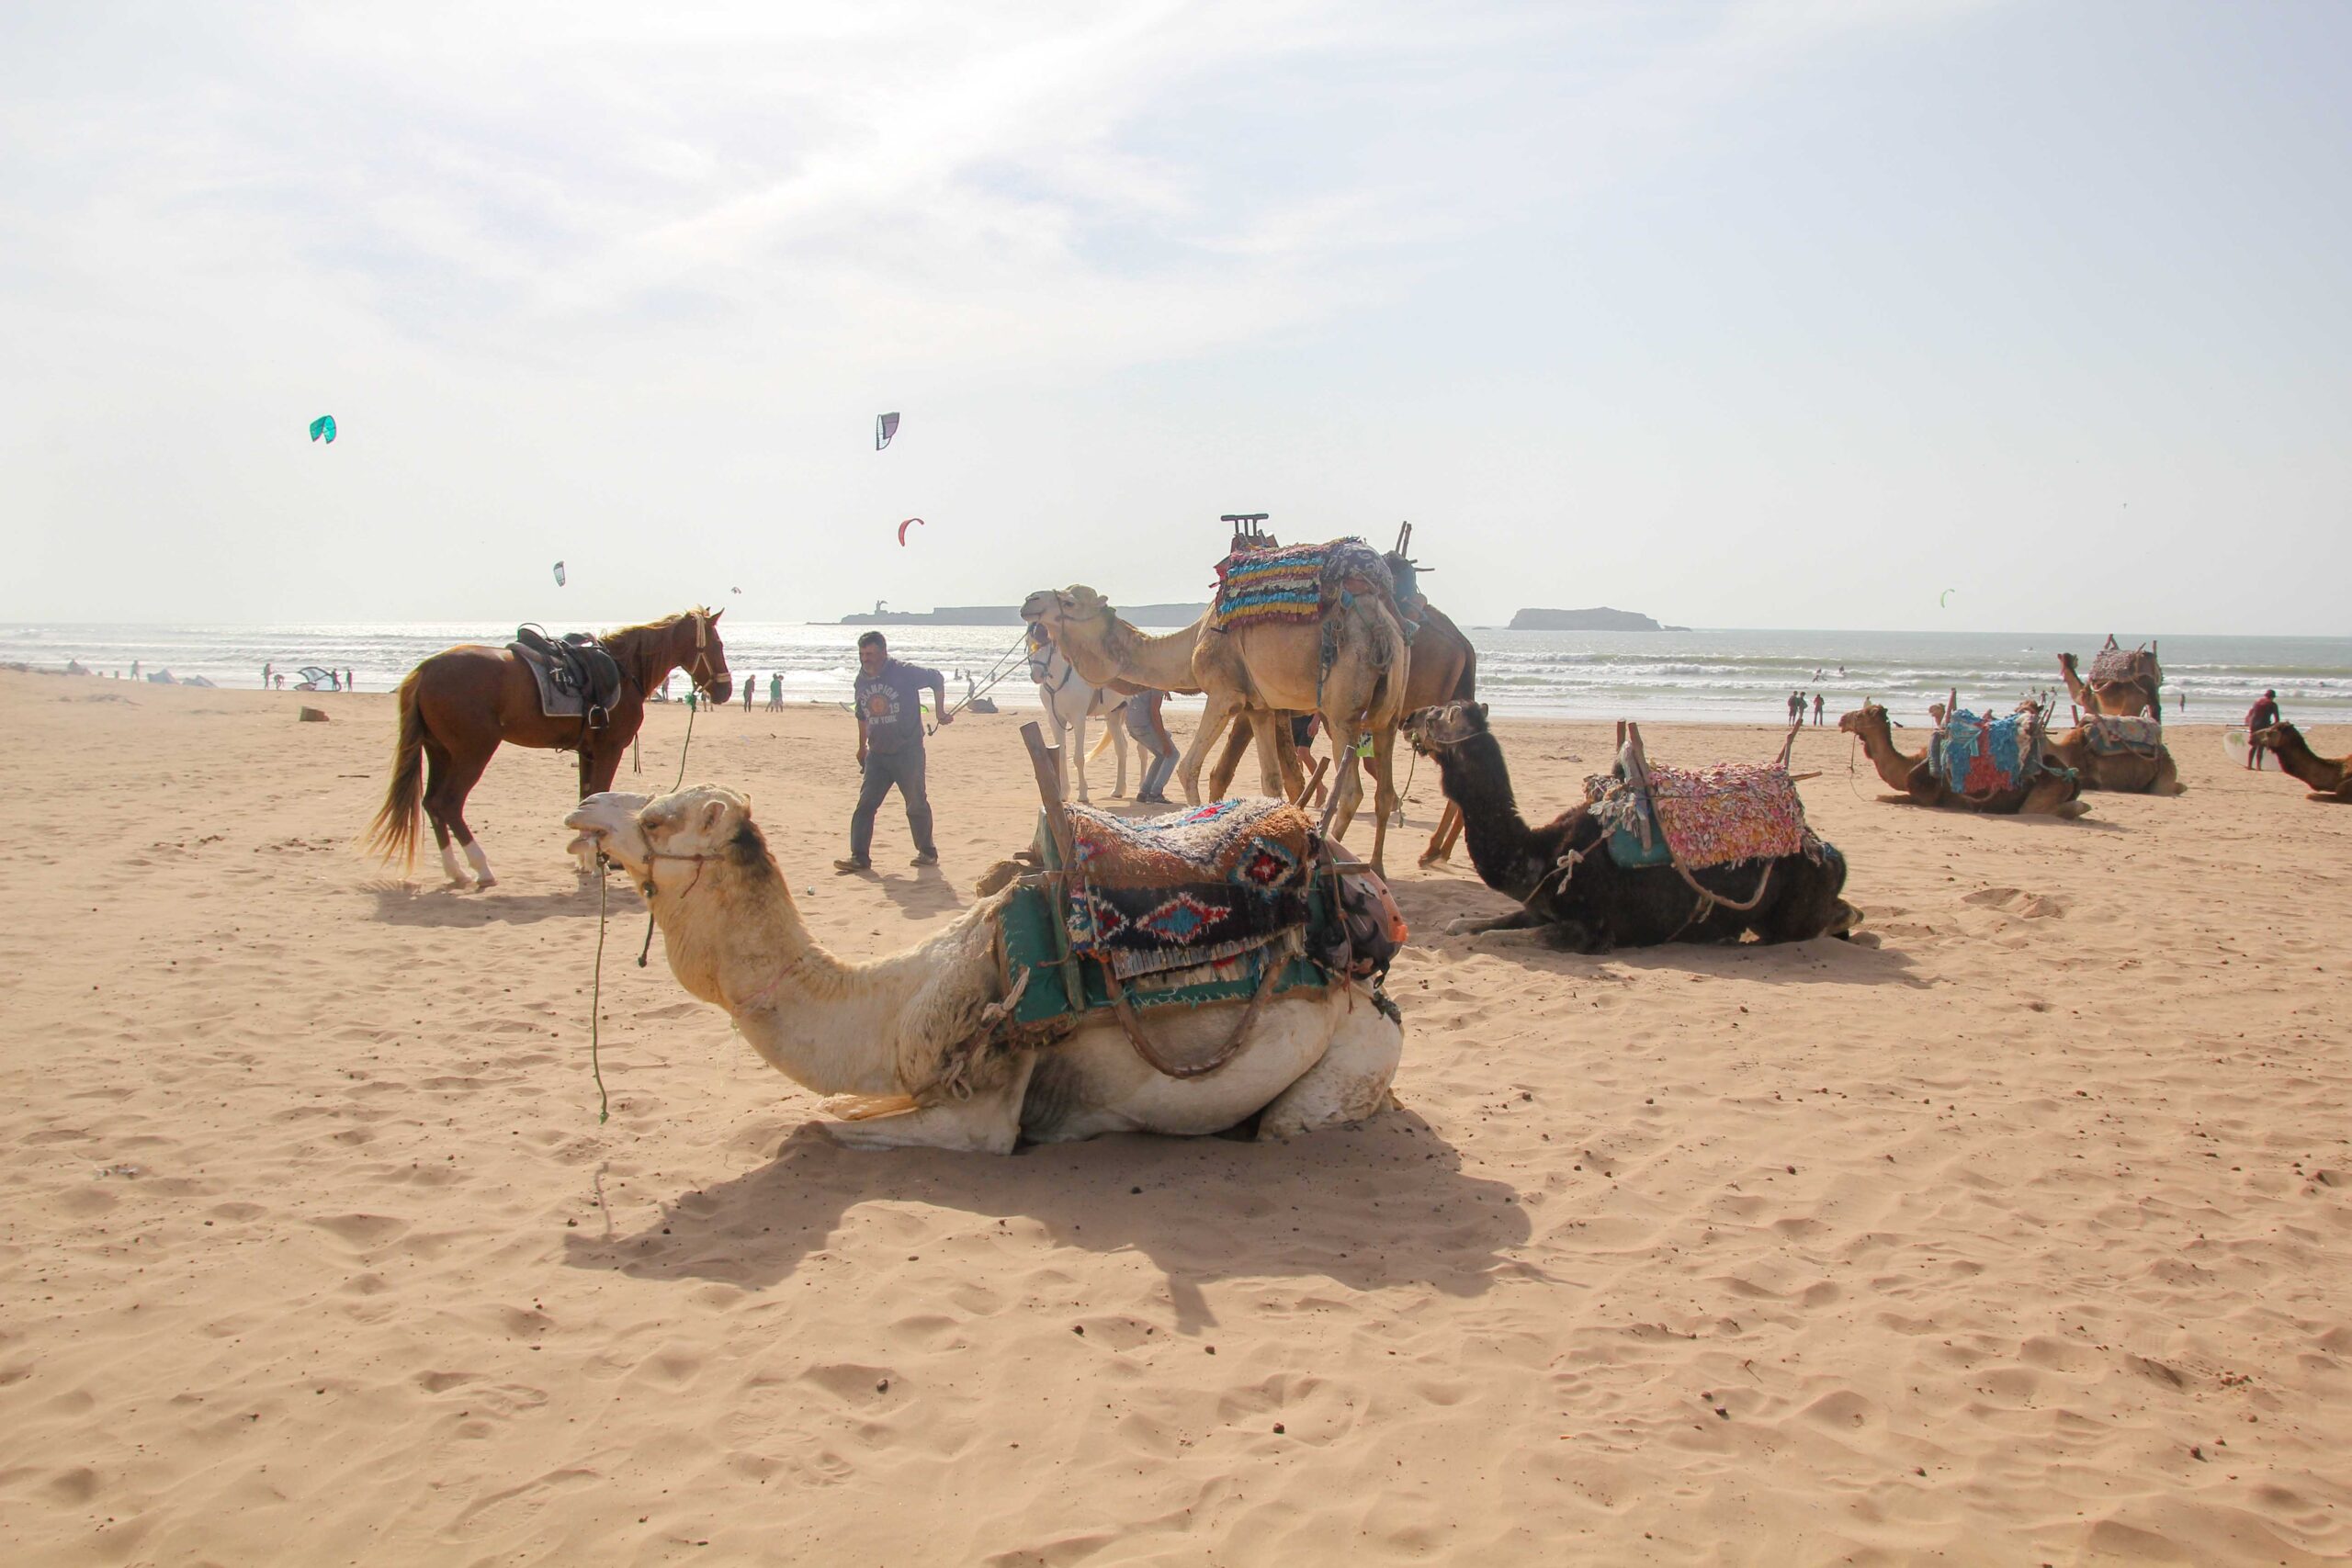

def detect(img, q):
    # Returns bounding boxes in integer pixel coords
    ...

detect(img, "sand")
[3,669,2349,1565]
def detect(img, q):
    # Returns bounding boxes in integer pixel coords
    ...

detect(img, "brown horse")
[366,608,732,888]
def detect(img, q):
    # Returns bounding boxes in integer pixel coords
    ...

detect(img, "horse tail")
[365,670,427,867]
[1090,719,1120,761]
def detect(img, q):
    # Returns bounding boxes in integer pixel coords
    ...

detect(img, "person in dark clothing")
[2245,689,2281,770]
[1812,692,1825,726]
[837,632,951,871]
[1125,690,1179,804]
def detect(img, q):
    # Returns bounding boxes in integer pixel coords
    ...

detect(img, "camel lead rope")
[591,857,612,1124]
[639,690,700,967]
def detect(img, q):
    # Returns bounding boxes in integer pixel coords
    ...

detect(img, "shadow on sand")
[564,1108,1535,1332]
[363,879,607,928]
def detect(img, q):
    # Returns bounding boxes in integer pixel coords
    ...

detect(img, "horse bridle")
[680,610,726,696]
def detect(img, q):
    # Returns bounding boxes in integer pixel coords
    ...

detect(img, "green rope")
[591,857,611,1124]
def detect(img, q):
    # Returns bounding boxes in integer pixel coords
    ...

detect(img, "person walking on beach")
[1125,690,1179,804]
[837,632,951,873]
[2245,689,2281,769]
[743,673,755,713]
[767,672,784,711]
[1786,690,1803,724]
[1812,692,1826,726]
[263,661,273,689]
[344,668,355,693]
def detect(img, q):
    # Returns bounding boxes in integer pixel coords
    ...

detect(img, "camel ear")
[1471,702,1489,725]
[701,798,729,835]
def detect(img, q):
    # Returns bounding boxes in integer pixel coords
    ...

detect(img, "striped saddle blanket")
[1930,708,2043,795]
[1208,539,1394,633]
[1589,761,1811,871]
[1061,798,1314,980]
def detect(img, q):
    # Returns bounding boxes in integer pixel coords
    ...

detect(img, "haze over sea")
[10,623,2348,726]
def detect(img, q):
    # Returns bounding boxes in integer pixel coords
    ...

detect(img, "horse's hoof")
[473,874,498,890]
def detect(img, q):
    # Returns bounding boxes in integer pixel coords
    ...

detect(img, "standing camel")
[1838,702,2086,817]
[366,608,731,888]
[2249,723,2352,801]
[1022,583,1411,874]
[1025,623,1129,803]
[1204,600,1479,863]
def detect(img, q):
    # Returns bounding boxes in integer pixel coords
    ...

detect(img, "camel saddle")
[992,797,1401,1039]
[510,626,625,730]
[1587,761,1812,872]
[1207,538,1397,636]
[2082,714,2165,757]
[1929,707,2063,795]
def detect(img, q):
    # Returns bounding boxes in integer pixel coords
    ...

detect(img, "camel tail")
[364,670,427,868]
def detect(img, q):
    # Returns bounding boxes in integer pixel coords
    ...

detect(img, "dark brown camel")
[1399,702,1860,951]
[2250,723,2352,801]
[365,608,731,888]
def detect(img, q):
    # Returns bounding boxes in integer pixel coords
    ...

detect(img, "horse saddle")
[511,626,624,728]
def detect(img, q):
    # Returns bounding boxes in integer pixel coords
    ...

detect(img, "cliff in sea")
[1510,606,1666,632]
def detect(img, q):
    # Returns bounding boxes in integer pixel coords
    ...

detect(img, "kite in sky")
[309,415,336,444]
[897,517,924,547]
[1939,588,1956,608]
[553,561,567,587]
[876,412,900,450]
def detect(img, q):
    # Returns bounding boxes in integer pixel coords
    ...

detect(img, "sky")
[3,0,2346,633]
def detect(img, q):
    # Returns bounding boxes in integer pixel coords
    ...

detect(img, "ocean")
[6,622,2348,725]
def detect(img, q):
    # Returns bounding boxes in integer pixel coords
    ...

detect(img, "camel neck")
[1852,716,1918,793]
[2272,728,2344,791]
[1431,732,1541,898]
[1096,614,1201,689]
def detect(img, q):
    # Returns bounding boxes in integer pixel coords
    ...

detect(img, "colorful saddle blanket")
[2082,715,2165,757]
[1208,538,1394,633]
[1929,708,2043,795]
[1062,798,1314,979]
[1588,762,1809,870]
[2088,639,2154,686]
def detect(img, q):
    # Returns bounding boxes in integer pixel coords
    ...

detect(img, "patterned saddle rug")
[1208,538,1395,634]
[2088,637,2157,687]
[1061,798,1314,979]
[1587,761,1810,870]
[1929,708,2045,795]
[2082,714,2165,757]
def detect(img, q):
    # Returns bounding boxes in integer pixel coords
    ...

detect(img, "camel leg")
[1178,691,1245,806]
[1420,801,1463,865]
[1261,711,1306,799]
[1209,715,1253,799]
[1363,723,1397,876]
[1108,701,1129,798]
[821,1057,1035,1154]
[1445,907,1549,936]
[1258,998,1402,1140]
[1324,722,1365,843]
[1069,704,1091,803]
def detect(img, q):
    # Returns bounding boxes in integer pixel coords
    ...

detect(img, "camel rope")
[638,691,699,967]
[590,857,612,1124]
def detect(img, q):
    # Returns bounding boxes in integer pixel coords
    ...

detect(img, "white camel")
[1027,626,1129,803]
[564,785,1404,1153]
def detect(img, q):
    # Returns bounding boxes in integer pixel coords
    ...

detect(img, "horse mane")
[604,607,709,642]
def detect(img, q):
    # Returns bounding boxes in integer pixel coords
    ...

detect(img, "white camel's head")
[564,785,754,884]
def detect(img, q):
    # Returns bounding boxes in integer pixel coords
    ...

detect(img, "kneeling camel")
[564,786,1403,1152]
[2250,723,2352,802]
[1838,703,2087,817]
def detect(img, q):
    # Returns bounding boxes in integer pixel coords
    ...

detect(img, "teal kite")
[309,415,336,444]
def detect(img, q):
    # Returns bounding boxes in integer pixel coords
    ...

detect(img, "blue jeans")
[1140,743,1179,798]
[850,747,934,861]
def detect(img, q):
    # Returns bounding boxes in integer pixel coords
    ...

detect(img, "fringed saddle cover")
[2088,639,2155,687]
[1930,708,2042,795]
[1646,762,1809,868]
[996,884,1329,1032]
[2082,715,2165,757]
[1059,798,1314,980]
[1208,538,1393,633]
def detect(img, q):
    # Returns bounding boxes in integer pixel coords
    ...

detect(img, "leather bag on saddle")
[510,626,626,734]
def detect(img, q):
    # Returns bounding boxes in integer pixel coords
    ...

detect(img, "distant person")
[767,672,784,711]
[263,661,273,689]
[130,660,141,680]
[1838,664,1846,677]
[1125,690,1179,804]
[743,673,755,713]
[837,631,950,873]
[2245,689,2281,769]
[2177,682,2187,716]
[1812,692,1825,726]
[273,673,285,691]
[344,667,355,693]
[1787,690,1803,724]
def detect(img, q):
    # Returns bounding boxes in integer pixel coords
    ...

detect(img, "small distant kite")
[730,586,742,594]
[1939,588,1956,608]
[897,517,924,547]
[876,412,900,451]
[552,561,567,587]
[309,415,336,444]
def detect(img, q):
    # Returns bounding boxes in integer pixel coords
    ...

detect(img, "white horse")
[1028,626,1129,801]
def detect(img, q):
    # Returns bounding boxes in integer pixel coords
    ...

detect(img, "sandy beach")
[4,669,2349,1565]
